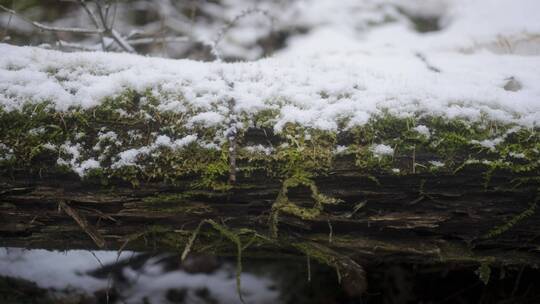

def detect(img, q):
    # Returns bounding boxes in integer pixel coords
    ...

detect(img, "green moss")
[344,113,539,179]
[142,193,187,204]
[4,92,233,187]
[293,242,338,268]
[1,94,538,195]
[483,201,537,239]
[249,108,280,128]
[234,122,337,182]
[269,175,341,237]
[190,147,231,191]
[291,241,357,285]
[475,262,492,285]
[272,123,336,179]
[136,192,212,213]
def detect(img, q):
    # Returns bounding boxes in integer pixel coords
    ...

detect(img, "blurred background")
[0,0,451,61]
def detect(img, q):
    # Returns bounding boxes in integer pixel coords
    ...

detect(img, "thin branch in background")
[94,2,110,32]
[110,29,135,53]
[78,0,106,50]
[57,39,99,51]
[0,4,103,34]
[94,1,135,53]
[155,0,196,38]
[78,0,101,30]
[126,36,189,46]
[415,51,441,73]
[126,29,143,39]
[2,0,190,54]
[211,8,274,60]
[95,0,114,30]
[103,0,112,26]
[109,1,119,29]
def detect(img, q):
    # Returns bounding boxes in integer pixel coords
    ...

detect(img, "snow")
[471,138,505,151]
[56,140,102,175]
[112,147,150,169]
[76,159,101,176]
[371,144,395,157]
[188,112,226,127]
[413,125,431,138]
[98,130,119,142]
[111,134,197,168]
[1,43,539,132]
[1,0,539,176]
[245,144,274,155]
[3,0,540,129]
[279,0,540,56]
[429,160,445,168]
[509,152,526,159]
[0,143,13,161]
[335,145,348,155]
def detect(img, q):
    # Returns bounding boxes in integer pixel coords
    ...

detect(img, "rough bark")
[1,156,538,271]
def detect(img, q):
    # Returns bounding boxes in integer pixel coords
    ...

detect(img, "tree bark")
[1,157,539,270]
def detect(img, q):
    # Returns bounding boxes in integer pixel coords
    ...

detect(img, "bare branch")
[155,0,195,36]
[95,0,114,30]
[415,52,442,73]
[57,38,118,52]
[92,1,135,53]
[211,8,274,60]
[78,0,106,50]
[57,40,99,51]
[3,1,185,54]
[78,0,102,30]
[103,0,113,25]
[109,1,119,29]
[110,29,136,53]
[126,36,189,45]
[0,4,103,34]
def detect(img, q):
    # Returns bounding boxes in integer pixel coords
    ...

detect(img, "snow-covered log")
[0,43,539,291]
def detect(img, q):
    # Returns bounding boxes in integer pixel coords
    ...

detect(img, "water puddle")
[0,248,283,303]
[1,247,539,303]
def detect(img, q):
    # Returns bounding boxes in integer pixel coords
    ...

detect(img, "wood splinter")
[58,200,106,248]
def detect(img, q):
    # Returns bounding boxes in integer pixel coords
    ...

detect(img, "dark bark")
[1,157,538,271]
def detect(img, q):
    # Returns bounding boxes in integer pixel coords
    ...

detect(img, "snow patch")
[413,125,431,138]
[371,144,394,157]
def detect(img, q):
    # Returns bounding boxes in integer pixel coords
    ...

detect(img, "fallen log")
[0,44,539,293]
